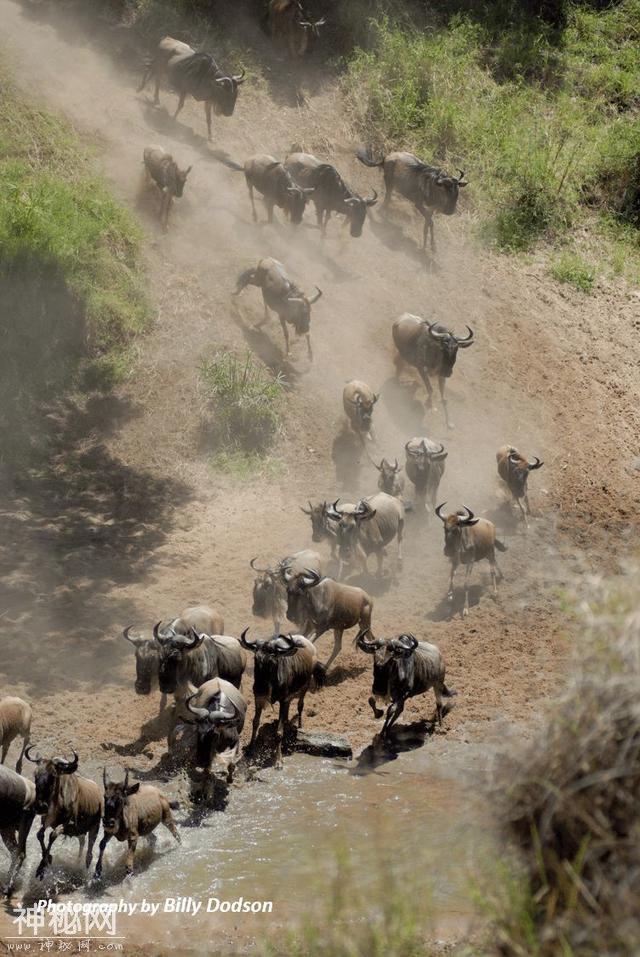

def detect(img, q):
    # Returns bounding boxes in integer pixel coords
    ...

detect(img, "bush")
[551,250,596,291]
[200,351,284,455]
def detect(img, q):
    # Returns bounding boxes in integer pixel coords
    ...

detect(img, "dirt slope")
[0,0,638,775]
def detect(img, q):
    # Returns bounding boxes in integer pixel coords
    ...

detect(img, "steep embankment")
[0,0,638,770]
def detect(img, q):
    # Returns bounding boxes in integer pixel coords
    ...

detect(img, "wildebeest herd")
[0,11,546,897]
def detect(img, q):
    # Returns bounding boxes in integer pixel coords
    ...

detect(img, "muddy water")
[4,743,495,954]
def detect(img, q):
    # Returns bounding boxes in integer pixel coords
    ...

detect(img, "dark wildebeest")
[95,770,180,879]
[392,312,474,429]
[375,458,405,499]
[325,493,405,577]
[343,380,379,442]
[122,627,165,711]
[404,437,448,513]
[142,146,191,230]
[138,37,245,140]
[0,697,32,774]
[251,549,322,633]
[265,1,326,59]
[299,500,352,559]
[244,154,314,225]
[435,504,507,616]
[497,445,544,526]
[0,765,36,895]
[240,631,325,768]
[234,257,322,359]
[155,629,246,702]
[25,747,102,880]
[356,148,467,251]
[286,569,373,670]
[357,630,456,736]
[285,152,378,237]
[176,678,247,784]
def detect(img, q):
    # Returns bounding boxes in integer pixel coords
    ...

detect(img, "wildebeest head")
[506,450,544,499]
[426,322,474,377]
[325,498,377,561]
[421,167,467,215]
[250,558,279,617]
[283,286,322,333]
[167,160,192,198]
[405,438,448,473]
[343,189,378,237]
[357,629,419,691]
[122,627,159,695]
[211,69,246,117]
[155,624,205,694]
[26,747,79,814]
[285,183,314,225]
[375,458,403,495]
[300,500,333,543]
[435,503,479,558]
[184,690,242,769]
[102,769,140,833]
[345,389,378,431]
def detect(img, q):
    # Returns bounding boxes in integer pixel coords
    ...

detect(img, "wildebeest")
[286,569,373,670]
[325,493,405,576]
[251,550,322,633]
[285,152,377,237]
[234,257,322,359]
[143,146,191,230]
[155,629,246,700]
[404,437,448,512]
[122,627,166,711]
[244,154,314,225]
[497,445,544,526]
[0,697,32,774]
[375,458,405,498]
[343,380,379,441]
[0,764,37,895]
[357,148,467,251]
[25,747,102,880]
[357,630,456,736]
[178,678,247,783]
[138,37,245,140]
[265,1,326,59]
[240,631,325,768]
[435,504,507,616]
[95,770,180,879]
[392,313,474,429]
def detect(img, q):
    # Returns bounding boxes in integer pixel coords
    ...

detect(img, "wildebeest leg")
[77,834,86,860]
[15,729,29,775]
[86,827,100,869]
[324,629,343,670]
[397,518,404,565]
[418,367,435,411]
[125,834,138,875]
[153,73,161,106]
[249,696,266,750]
[310,625,328,645]
[205,101,213,141]
[489,554,500,596]
[37,824,63,878]
[1,829,20,893]
[279,317,291,356]
[94,833,112,879]
[0,739,9,764]
[305,333,313,360]
[314,203,323,231]
[296,691,306,727]
[162,809,181,843]
[161,193,171,231]
[173,91,186,119]
[159,692,167,714]
[433,684,445,727]
[519,494,530,527]
[247,183,258,222]
[274,700,290,770]
[438,376,453,429]
[382,696,406,737]
[463,562,474,617]
[447,561,457,603]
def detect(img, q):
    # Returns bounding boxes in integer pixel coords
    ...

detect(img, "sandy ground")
[0,0,639,950]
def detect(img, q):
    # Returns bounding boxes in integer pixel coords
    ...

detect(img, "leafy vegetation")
[551,249,596,291]
[200,351,284,465]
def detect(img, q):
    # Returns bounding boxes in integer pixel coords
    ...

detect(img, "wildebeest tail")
[495,539,508,552]
[356,147,384,168]
[312,661,326,689]
[233,267,257,296]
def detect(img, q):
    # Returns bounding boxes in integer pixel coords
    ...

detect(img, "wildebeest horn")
[435,502,448,523]
[54,750,79,774]
[184,628,205,649]
[456,169,468,186]
[123,626,144,647]
[25,745,43,764]
[344,197,359,206]
[314,18,326,27]
[393,459,400,471]
[272,634,299,656]
[508,450,521,463]
[429,325,448,340]
[392,633,419,656]
[429,443,447,459]
[455,326,474,347]
[239,627,258,651]
[301,568,321,587]
[232,68,246,84]
[300,500,313,515]
[405,440,418,455]
[325,499,343,521]
[250,557,271,573]
[185,693,210,720]
[309,287,322,305]
[365,188,378,207]
[459,505,479,526]
[374,459,384,471]
[373,393,379,404]
[528,457,544,470]
[153,621,170,643]
[355,628,383,652]
[215,76,232,86]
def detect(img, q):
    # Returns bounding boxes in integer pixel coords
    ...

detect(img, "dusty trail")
[0,0,638,785]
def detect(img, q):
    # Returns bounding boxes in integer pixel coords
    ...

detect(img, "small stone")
[294,730,353,758]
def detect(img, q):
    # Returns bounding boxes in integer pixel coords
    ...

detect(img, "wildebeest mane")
[253,646,314,702]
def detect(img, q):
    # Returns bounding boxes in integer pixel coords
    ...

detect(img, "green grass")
[343,3,640,256]
[0,65,151,383]
[551,250,596,291]
[200,351,284,466]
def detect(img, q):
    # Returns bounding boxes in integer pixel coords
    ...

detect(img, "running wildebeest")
[497,445,544,526]
[0,697,32,775]
[404,437,448,513]
[240,631,325,768]
[325,493,405,577]
[357,148,467,251]
[95,770,180,879]
[176,678,247,784]
[343,380,379,441]
[26,747,102,880]
[138,37,245,140]
[0,764,37,896]
[357,630,456,736]
[285,151,378,237]
[435,504,507,616]
[251,550,322,634]
[375,458,405,498]
[234,257,322,359]
[143,146,191,230]
[392,313,474,429]
[244,154,314,225]
[264,1,326,59]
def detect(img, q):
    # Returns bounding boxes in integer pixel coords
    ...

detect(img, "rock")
[294,730,353,759]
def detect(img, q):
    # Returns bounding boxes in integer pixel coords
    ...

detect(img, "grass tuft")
[551,250,596,291]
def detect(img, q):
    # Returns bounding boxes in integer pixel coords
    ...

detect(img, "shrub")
[200,350,284,455]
